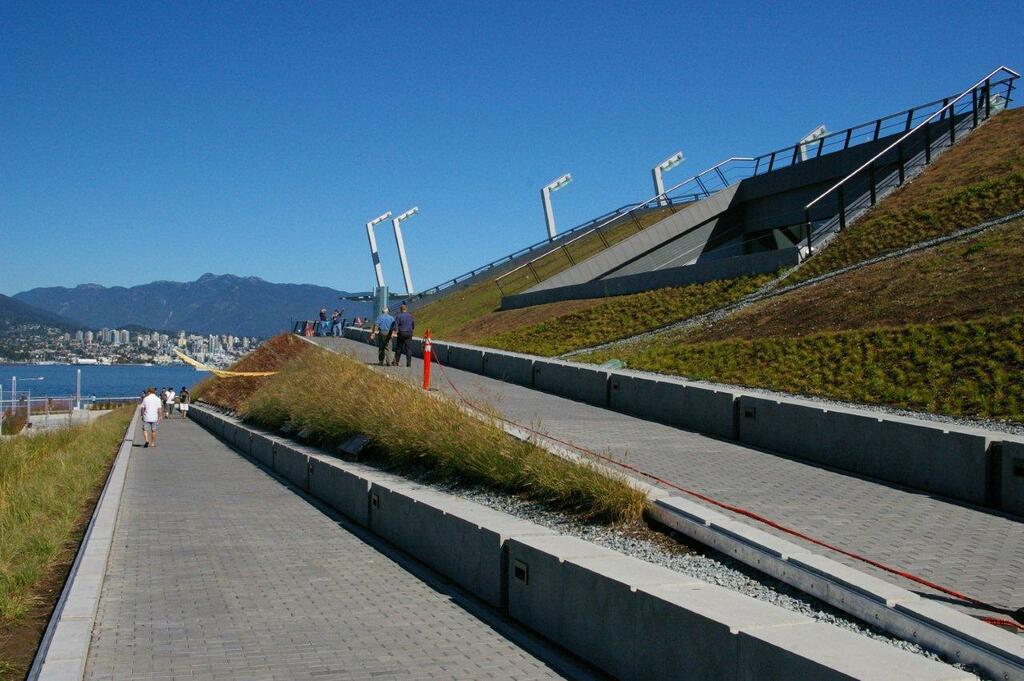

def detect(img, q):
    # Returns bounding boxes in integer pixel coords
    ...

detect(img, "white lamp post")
[541,173,572,241]
[798,125,827,162]
[652,151,685,206]
[391,207,419,295]
[365,211,392,288]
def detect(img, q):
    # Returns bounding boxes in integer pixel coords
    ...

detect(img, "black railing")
[802,67,1019,254]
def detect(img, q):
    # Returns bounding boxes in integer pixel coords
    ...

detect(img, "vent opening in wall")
[513,559,529,585]
[744,407,757,420]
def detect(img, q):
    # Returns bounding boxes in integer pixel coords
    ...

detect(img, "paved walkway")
[84,417,592,680]
[314,337,1024,626]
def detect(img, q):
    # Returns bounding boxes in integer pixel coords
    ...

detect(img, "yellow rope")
[174,349,277,378]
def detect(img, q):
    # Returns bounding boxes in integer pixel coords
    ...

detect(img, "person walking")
[140,387,162,448]
[369,307,395,366]
[178,386,190,418]
[317,308,328,336]
[164,386,176,418]
[393,303,415,367]
[330,308,344,336]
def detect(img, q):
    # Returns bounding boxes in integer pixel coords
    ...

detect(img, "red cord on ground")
[425,350,1024,632]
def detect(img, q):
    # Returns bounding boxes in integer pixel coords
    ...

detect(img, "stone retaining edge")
[192,404,971,681]
[31,407,141,681]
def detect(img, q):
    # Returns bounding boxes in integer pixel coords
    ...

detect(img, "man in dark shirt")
[393,304,415,367]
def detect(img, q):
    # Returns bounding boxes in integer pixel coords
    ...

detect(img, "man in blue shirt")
[370,307,395,366]
[392,304,415,367]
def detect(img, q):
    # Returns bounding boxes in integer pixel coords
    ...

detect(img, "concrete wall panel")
[309,458,372,527]
[445,344,485,374]
[1001,441,1024,516]
[231,425,253,457]
[250,433,276,469]
[609,372,736,439]
[273,443,310,491]
[532,360,609,407]
[738,396,989,504]
[482,351,535,388]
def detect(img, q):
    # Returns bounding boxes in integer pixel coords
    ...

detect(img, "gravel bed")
[414,478,979,676]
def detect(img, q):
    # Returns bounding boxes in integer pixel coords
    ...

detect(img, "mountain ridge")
[15,274,374,337]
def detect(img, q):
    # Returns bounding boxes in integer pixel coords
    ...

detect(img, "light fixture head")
[367,211,392,227]
[545,173,573,192]
[658,151,685,172]
[396,206,420,222]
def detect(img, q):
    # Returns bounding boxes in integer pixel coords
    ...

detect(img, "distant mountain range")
[0,293,79,332]
[13,273,376,337]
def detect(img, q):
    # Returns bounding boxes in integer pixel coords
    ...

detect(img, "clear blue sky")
[2,0,1021,295]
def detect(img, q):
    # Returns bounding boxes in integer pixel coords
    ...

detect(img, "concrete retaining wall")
[736,396,991,505]
[273,442,310,491]
[445,343,485,374]
[482,350,535,388]
[532,360,609,407]
[1001,441,1024,516]
[609,371,737,440]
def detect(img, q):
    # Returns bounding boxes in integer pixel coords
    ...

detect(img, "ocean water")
[0,364,210,399]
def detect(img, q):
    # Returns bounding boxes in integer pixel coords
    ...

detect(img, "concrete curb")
[29,407,141,681]
[191,404,973,680]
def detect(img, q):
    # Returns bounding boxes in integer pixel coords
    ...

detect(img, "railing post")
[985,78,992,118]
[897,142,905,184]
[597,227,609,248]
[873,119,881,141]
[804,209,813,256]
[768,152,776,172]
[494,278,506,297]
[844,128,852,149]
[527,261,541,283]
[561,244,575,266]
[630,210,644,232]
[838,187,846,231]
[791,144,800,165]
[905,109,913,132]
[868,165,877,206]
[948,103,956,145]
[924,121,932,164]
[816,137,825,158]
[972,87,979,128]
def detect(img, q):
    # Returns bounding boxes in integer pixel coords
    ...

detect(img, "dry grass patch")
[0,408,132,677]
[240,348,647,524]
[192,333,310,411]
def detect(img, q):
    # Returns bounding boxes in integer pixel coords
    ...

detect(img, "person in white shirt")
[140,387,162,448]
[164,387,176,418]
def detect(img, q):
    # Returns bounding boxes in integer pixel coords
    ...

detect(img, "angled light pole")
[365,211,392,288]
[652,151,685,206]
[391,206,419,295]
[541,173,572,241]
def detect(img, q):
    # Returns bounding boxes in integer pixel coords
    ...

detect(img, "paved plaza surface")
[314,337,1024,626]
[84,418,592,680]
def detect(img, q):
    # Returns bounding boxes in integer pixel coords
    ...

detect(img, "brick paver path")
[314,337,1024,626]
[84,418,589,680]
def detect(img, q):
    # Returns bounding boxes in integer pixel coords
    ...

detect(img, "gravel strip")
[417,478,980,677]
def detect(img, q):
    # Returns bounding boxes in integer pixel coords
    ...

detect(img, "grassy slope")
[191,332,310,411]
[0,408,132,677]
[695,217,1024,341]
[198,336,646,524]
[585,316,1024,422]
[790,107,1024,283]
[473,273,774,356]
[415,205,683,339]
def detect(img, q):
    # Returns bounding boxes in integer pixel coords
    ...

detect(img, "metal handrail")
[801,66,1020,253]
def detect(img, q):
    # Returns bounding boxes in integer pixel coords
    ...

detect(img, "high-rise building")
[75,330,84,343]
[121,330,130,344]
[84,330,94,344]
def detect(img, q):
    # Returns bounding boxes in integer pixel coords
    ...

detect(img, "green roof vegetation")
[473,273,774,356]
